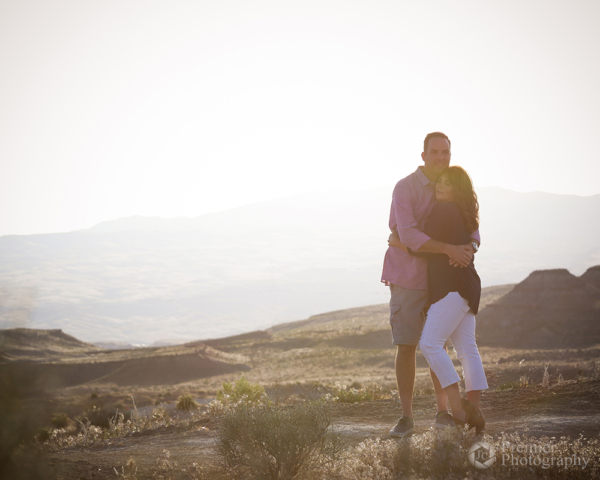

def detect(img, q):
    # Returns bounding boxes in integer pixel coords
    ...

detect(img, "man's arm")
[470,229,481,247]
[390,188,474,268]
[448,232,479,266]
[391,185,431,252]
[388,230,471,267]
[388,232,473,268]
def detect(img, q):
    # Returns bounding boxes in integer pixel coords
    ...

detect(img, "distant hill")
[0,328,100,362]
[0,186,598,344]
[2,271,598,393]
[581,265,600,289]
[0,329,250,389]
[477,265,600,348]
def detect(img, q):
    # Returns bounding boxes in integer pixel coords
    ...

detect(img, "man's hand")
[388,230,401,247]
[388,230,408,252]
[449,243,475,267]
[445,244,473,268]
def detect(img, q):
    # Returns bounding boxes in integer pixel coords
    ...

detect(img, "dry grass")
[304,429,600,480]
[99,390,600,480]
[44,399,173,450]
[11,371,599,480]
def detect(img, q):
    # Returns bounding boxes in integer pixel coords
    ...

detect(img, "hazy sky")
[1,0,599,237]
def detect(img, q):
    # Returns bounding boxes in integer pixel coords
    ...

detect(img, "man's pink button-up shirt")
[381,166,480,291]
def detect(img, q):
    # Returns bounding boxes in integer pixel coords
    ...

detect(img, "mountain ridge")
[1,187,599,344]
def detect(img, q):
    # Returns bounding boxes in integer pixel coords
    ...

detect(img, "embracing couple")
[382,131,487,437]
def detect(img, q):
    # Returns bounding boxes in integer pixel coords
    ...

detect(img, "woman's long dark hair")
[444,166,479,233]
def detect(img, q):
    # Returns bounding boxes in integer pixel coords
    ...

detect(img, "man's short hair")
[423,132,451,153]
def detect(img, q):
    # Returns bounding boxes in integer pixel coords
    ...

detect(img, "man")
[381,132,480,437]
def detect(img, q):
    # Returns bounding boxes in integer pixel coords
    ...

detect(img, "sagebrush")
[217,400,342,479]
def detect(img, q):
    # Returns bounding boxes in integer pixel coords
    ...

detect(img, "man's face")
[421,137,451,180]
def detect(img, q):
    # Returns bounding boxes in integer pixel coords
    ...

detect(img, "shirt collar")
[415,166,433,186]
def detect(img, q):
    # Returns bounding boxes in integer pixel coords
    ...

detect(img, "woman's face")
[435,174,455,202]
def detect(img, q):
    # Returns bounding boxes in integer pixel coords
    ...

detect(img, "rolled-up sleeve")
[392,185,431,252]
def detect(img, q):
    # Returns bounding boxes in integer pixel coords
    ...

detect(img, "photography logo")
[468,441,496,469]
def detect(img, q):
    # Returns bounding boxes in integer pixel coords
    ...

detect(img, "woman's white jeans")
[419,292,488,392]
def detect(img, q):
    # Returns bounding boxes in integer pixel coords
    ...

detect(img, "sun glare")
[0,0,598,235]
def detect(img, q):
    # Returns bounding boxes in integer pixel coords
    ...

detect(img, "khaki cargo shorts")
[389,284,428,345]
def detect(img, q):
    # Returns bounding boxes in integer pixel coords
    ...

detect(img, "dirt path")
[44,380,600,479]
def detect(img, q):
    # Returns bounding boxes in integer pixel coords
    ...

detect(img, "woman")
[389,165,487,433]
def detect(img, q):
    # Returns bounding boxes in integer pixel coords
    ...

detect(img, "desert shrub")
[487,432,599,480]
[327,381,390,403]
[44,399,172,450]
[151,406,170,424]
[311,430,600,480]
[176,394,199,411]
[82,404,125,429]
[147,449,231,480]
[321,437,406,480]
[322,431,472,479]
[208,375,270,417]
[45,418,105,448]
[322,427,472,479]
[406,426,474,478]
[217,400,341,479]
[542,363,550,387]
[217,375,267,404]
[36,428,52,443]
[50,413,69,428]
[114,458,138,479]
[103,403,171,440]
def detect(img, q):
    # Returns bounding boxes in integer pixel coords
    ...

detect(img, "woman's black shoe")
[462,398,485,435]
[453,399,485,435]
